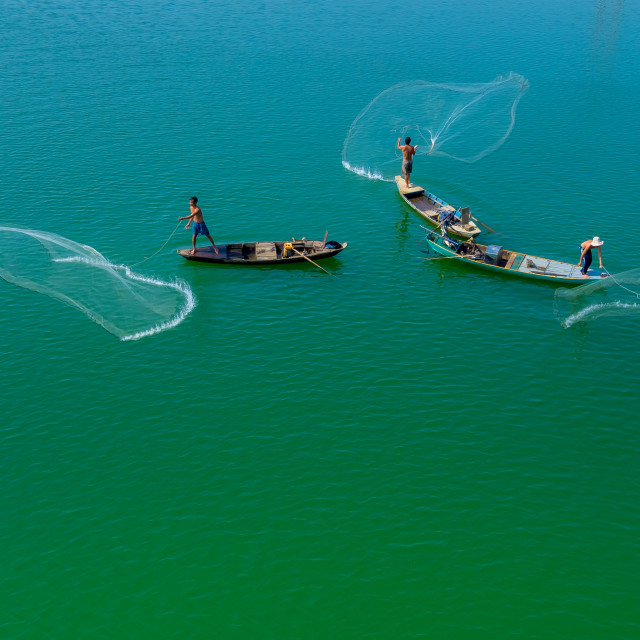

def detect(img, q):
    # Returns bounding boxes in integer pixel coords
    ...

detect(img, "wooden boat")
[177,237,347,265]
[395,175,482,238]
[424,228,608,284]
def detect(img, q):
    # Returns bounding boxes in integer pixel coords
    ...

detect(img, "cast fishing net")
[554,268,640,328]
[0,227,195,341]
[342,73,528,180]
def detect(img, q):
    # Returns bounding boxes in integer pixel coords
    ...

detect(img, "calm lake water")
[1,0,639,637]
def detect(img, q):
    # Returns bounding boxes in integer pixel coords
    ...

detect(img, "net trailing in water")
[0,226,195,341]
[554,267,640,328]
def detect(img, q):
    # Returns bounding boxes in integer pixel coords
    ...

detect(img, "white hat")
[591,236,604,247]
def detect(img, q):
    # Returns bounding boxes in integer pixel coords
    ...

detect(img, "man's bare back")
[398,141,417,163]
[397,136,418,187]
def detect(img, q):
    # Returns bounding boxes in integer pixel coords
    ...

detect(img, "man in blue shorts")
[179,197,218,255]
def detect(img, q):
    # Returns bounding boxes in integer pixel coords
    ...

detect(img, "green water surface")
[1,0,639,638]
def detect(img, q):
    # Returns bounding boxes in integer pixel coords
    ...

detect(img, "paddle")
[419,255,462,261]
[290,247,337,277]
[471,216,498,234]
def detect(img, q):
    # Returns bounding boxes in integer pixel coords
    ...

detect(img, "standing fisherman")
[179,197,218,255]
[397,136,418,188]
[577,236,604,277]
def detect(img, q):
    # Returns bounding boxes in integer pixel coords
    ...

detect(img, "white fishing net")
[342,73,528,180]
[554,268,640,328]
[0,227,195,341]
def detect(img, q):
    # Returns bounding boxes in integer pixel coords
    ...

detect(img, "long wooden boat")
[425,228,608,284]
[177,238,347,265]
[394,175,482,238]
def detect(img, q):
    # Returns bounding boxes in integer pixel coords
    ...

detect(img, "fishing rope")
[602,267,640,298]
[128,220,183,268]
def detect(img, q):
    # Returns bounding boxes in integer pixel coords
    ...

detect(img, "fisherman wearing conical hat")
[577,237,604,277]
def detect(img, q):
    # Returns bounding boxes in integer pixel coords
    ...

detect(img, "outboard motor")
[438,210,457,229]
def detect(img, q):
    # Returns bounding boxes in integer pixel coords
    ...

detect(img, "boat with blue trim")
[395,175,482,239]
[424,228,608,284]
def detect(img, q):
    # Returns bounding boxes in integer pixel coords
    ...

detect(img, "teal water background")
[2,0,640,637]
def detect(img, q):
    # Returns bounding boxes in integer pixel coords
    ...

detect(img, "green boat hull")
[425,231,607,285]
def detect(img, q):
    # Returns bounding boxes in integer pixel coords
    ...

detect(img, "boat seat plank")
[504,253,517,269]
[395,176,425,197]
[413,199,437,215]
[518,257,579,277]
[255,242,278,259]
[226,244,244,259]
[544,261,578,277]
[510,254,524,270]
[518,256,549,274]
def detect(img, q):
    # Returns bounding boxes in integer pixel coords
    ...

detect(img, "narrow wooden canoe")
[394,175,482,238]
[177,239,347,265]
[425,229,608,284]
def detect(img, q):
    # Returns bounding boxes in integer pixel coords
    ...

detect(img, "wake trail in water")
[0,227,196,341]
[342,73,528,181]
[555,267,640,327]
[561,301,640,328]
[340,161,390,181]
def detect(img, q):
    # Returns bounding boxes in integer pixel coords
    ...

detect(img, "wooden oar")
[471,216,498,234]
[418,255,463,262]
[291,247,337,277]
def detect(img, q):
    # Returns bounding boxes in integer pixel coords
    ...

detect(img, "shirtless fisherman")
[577,236,604,278]
[397,136,418,188]
[179,197,218,255]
